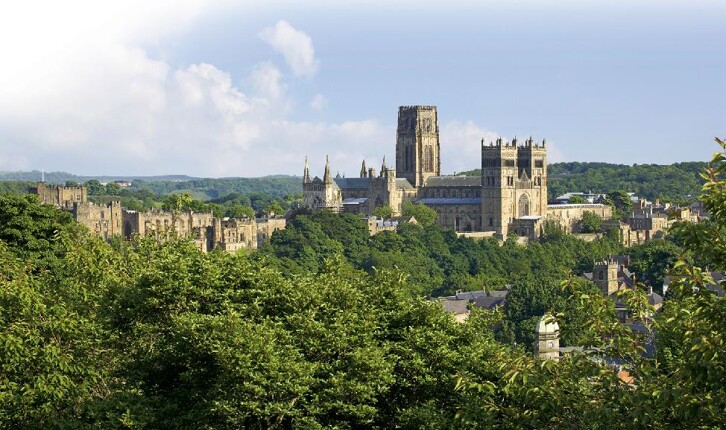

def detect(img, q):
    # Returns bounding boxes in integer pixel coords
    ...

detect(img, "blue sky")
[0,0,723,177]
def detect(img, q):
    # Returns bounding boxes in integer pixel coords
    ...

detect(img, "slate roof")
[440,300,469,315]
[424,176,482,187]
[416,197,481,205]
[471,296,507,310]
[334,177,370,189]
[438,289,509,313]
[396,179,414,190]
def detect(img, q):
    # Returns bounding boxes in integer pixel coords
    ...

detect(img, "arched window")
[518,194,530,217]
[425,146,434,171]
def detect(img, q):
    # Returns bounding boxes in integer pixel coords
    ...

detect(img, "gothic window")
[599,271,604,280]
[489,217,493,226]
[518,194,530,216]
[425,145,434,171]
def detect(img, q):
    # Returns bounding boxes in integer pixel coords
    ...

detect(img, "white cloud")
[0,2,380,177]
[439,121,500,174]
[310,94,327,111]
[248,62,286,100]
[259,20,320,78]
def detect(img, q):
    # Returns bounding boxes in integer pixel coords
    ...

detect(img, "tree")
[373,205,393,219]
[606,189,633,219]
[402,201,437,226]
[162,193,194,212]
[105,182,122,195]
[580,210,603,233]
[84,179,103,195]
[568,194,587,204]
[264,201,285,217]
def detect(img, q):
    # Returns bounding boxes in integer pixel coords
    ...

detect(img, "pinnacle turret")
[323,155,332,184]
[303,156,310,183]
[360,159,367,178]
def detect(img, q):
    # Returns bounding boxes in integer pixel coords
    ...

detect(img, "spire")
[381,156,387,174]
[360,159,367,178]
[323,155,331,184]
[303,156,310,183]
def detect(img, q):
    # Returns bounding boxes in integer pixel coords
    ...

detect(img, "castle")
[33,183,285,252]
[303,105,611,238]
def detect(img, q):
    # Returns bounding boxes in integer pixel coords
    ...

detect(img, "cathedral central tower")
[396,106,440,187]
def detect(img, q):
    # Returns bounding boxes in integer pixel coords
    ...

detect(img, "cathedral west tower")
[396,106,440,187]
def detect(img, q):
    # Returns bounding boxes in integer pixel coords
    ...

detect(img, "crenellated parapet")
[481,136,547,150]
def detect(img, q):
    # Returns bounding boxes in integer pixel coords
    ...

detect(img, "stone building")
[72,201,123,240]
[35,182,87,208]
[303,105,611,238]
[35,183,286,253]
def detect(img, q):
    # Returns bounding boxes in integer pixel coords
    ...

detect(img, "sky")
[0,0,724,178]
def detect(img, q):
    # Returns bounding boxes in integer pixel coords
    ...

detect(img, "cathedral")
[303,105,610,238]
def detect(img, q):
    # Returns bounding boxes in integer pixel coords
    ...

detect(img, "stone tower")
[515,137,548,219]
[481,137,518,237]
[535,313,560,361]
[303,156,342,212]
[396,105,440,188]
[480,137,548,237]
[593,257,619,297]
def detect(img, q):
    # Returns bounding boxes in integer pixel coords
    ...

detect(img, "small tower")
[593,257,619,297]
[535,313,560,361]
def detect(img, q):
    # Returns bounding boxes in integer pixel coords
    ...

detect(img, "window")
[518,194,530,216]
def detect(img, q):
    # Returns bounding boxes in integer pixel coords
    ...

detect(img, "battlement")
[481,137,546,150]
[594,256,619,266]
[399,105,436,111]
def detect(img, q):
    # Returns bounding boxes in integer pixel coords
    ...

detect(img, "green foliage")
[402,201,437,226]
[460,161,707,202]
[568,194,587,204]
[627,239,686,292]
[0,141,723,428]
[373,204,393,219]
[0,193,81,262]
[606,189,634,220]
[580,210,603,233]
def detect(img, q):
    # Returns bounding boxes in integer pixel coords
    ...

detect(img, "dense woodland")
[461,161,707,202]
[0,146,724,428]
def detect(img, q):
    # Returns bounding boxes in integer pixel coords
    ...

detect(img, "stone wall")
[35,182,87,208]
[546,204,612,233]
[73,201,123,240]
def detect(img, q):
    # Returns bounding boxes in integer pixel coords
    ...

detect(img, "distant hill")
[132,176,302,200]
[0,170,199,183]
[0,171,303,201]
[458,161,707,202]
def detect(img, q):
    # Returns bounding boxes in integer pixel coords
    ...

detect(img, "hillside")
[459,161,707,202]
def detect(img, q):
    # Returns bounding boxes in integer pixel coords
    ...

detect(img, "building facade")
[34,183,285,253]
[303,105,611,238]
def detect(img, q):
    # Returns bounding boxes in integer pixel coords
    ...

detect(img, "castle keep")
[303,105,611,238]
